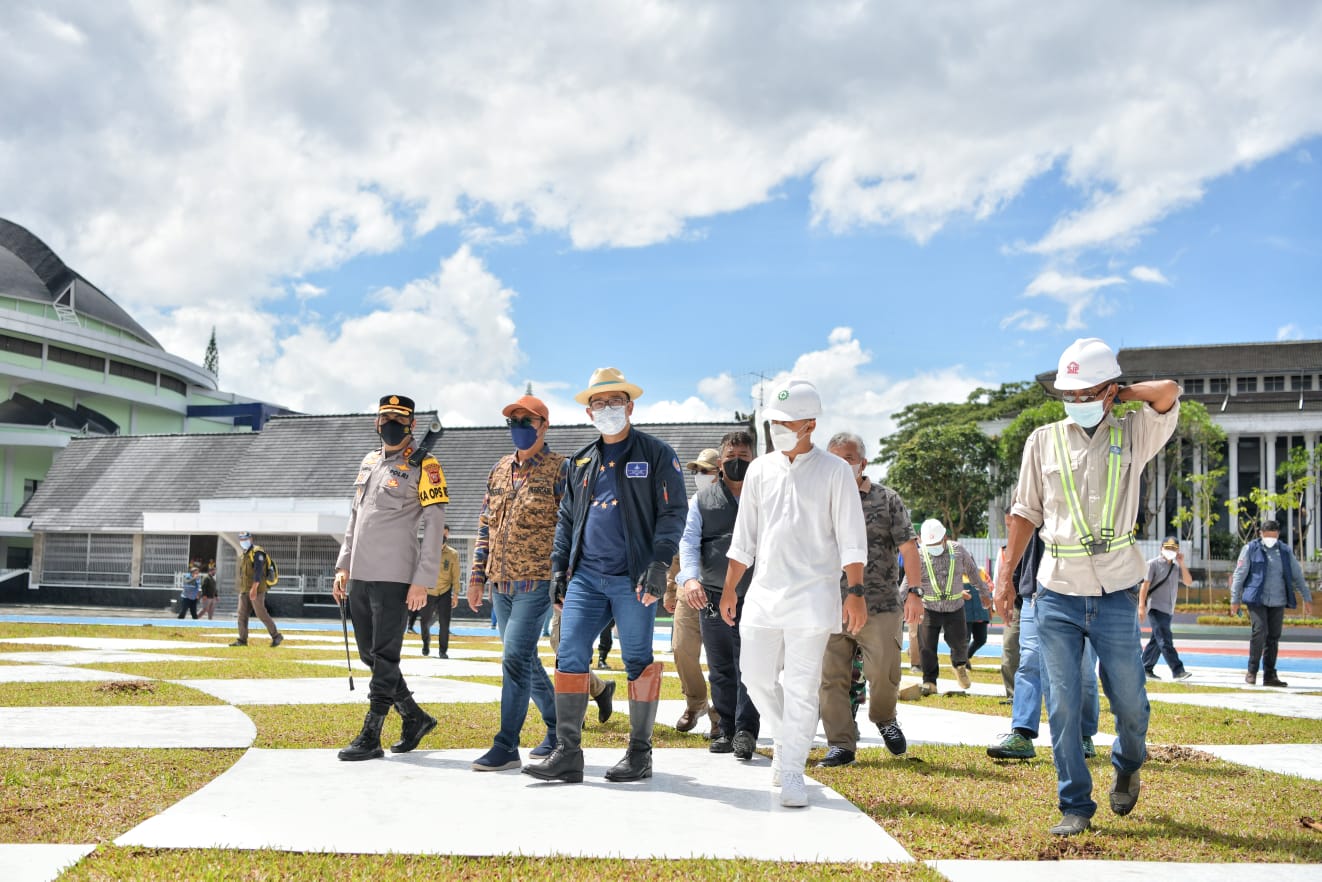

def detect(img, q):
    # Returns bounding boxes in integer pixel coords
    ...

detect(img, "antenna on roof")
[525,381,533,395]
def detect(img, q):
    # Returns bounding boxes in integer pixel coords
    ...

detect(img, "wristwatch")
[845,584,864,597]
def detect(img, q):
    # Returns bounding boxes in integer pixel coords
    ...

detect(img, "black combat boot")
[338,710,387,761]
[606,662,663,782]
[524,672,590,783]
[391,696,437,753]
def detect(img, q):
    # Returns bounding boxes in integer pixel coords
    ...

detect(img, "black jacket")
[552,427,688,583]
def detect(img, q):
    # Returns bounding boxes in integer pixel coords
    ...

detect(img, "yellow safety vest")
[919,542,960,602]
[1048,422,1136,559]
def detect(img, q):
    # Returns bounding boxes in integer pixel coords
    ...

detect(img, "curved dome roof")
[0,218,162,350]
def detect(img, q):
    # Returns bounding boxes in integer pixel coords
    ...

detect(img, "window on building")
[22,479,40,504]
[1209,377,1229,394]
[1236,376,1257,394]
[48,345,106,372]
[1291,374,1314,391]
[159,374,187,395]
[1184,378,1205,394]
[109,360,157,385]
[1263,375,1285,392]
[0,333,43,358]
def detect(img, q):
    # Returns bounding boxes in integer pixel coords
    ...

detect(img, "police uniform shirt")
[336,444,448,586]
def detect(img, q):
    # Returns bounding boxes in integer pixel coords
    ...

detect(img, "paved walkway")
[1,618,1319,879]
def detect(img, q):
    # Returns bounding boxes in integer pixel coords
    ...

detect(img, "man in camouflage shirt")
[816,432,924,765]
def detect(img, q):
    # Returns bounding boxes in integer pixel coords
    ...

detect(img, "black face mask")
[378,420,409,447]
[721,458,751,482]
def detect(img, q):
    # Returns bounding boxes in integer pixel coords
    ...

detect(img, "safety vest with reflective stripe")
[1049,422,1135,559]
[919,542,960,602]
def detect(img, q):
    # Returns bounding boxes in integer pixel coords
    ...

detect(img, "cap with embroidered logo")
[378,395,415,417]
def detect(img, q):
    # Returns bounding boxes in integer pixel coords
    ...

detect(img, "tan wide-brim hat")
[574,367,644,406]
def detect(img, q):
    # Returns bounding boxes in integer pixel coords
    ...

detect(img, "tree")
[997,399,1065,478]
[203,327,219,377]
[878,381,1050,465]
[1171,466,1226,560]
[885,422,1002,537]
[1138,399,1225,538]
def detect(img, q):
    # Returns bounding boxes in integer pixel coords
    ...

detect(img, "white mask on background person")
[1161,549,1177,562]
[1262,537,1278,549]
[239,540,252,551]
[851,461,864,480]
[591,405,628,436]
[769,423,803,452]
[925,543,946,557]
[693,473,717,492]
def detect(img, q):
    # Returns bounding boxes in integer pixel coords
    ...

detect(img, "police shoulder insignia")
[418,457,449,506]
[360,450,382,467]
[672,457,682,473]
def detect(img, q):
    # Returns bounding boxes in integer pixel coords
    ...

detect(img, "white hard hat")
[920,518,947,545]
[763,378,822,421]
[1054,338,1122,391]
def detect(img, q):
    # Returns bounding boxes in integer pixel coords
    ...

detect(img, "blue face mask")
[1064,400,1106,429]
[510,425,539,451]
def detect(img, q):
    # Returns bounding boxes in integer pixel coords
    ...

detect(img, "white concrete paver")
[0,650,224,665]
[1190,743,1322,781]
[174,676,503,705]
[0,844,97,882]
[302,657,504,678]
[116,748,912,862]
[1146,691,1322,720]
[930,861,1322,881]
[0,636,220,651]
[0,706,255,748]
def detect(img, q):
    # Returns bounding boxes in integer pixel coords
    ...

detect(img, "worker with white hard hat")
[720,377,868,809]
[994,337,1180,837]
[903,517,986,696]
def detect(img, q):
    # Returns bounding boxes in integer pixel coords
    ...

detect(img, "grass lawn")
[2,623,1320,876]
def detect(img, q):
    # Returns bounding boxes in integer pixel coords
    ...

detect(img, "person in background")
[178,566,202,619]
[1230,519,1313,687]
[199,565,218,620]
[1139,537,1193,681]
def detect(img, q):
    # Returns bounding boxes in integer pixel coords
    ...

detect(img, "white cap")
[920,518,947,545]
[763,378,822,421]
[1055,338,1122,391]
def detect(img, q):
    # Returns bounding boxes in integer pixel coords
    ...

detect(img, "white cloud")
[999,309,1051,332]
[292,282,326,301]
[2,2,1320,316]
[1129,265,1170,284]
[1277,323,1303,341]
[1021,270,1127,329]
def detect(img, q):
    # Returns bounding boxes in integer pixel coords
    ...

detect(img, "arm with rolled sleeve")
[678,502,704,584]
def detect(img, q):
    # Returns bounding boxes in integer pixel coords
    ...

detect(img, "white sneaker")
[779,771,808,807]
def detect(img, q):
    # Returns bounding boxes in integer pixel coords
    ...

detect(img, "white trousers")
[739,625,832,773]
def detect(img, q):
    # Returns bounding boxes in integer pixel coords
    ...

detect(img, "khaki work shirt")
[336,445,448,586]
[1011,402,1179,595]
[429,545,461,596]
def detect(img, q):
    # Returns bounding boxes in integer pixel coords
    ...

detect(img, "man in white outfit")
[720,378,868,808]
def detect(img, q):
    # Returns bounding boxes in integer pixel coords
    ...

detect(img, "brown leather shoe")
[675,704,707,733]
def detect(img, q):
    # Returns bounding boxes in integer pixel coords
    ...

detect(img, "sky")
[3,1,1321,461]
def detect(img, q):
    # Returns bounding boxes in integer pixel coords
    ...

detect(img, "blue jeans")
[1037,587,1149,818]
[491,585,556,752]
[1011,595,1099,739]
[1141,609,1185,676]
[557,567,657,679]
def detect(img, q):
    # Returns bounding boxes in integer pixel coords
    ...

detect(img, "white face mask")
[1063,400,1106,429]
[925,543,945,557]
[850,461,864,481]
[1262,537,1278,549]
[693,473,717,492]
[591,405,628,436]
[239,540,252,551]
[769,423,804,453]
[1161,549,1177,561]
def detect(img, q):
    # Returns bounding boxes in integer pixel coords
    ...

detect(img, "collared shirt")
[904,542,984,613]
[1230,543,1310,606]
[728,445,868,632]
[429,544,461,596]
[1011,402,1179,595]
[840,479,915,615]
[336,445,447,585]
[1142,557,1181,615]
[471,447,567,593]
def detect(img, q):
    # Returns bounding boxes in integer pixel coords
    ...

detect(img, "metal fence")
[41,533,134,586]
[141,535,190,587]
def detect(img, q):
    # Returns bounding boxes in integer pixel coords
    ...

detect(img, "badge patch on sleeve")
[417,458,449,506]
[625,461,649,478]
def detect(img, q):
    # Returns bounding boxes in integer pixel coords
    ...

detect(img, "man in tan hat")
[332,394,448,762]
[524,368,688,785]
[664,447,721,738]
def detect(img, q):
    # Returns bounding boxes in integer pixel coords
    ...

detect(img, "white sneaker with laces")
[780,771,808,807]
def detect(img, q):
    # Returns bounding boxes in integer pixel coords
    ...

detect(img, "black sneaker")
[878,720,907,756]
[1263,676,1289,687]
[1144,668,1160,681]
[270,634,283,648]
[710,734,734,754]
[228,639,247,647]
[732,730,757,760]
[815,746,855,768]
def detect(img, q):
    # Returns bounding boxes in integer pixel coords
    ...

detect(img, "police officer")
[332,395,449,761]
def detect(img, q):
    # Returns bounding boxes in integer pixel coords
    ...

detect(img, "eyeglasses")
[588,397,628,411]
[506,416,544,429]
[1060,385,1113,404]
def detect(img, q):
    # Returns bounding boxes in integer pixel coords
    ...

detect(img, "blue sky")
[3,2,1320,451]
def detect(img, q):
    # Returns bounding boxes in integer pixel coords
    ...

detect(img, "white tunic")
[727,445,868,632]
